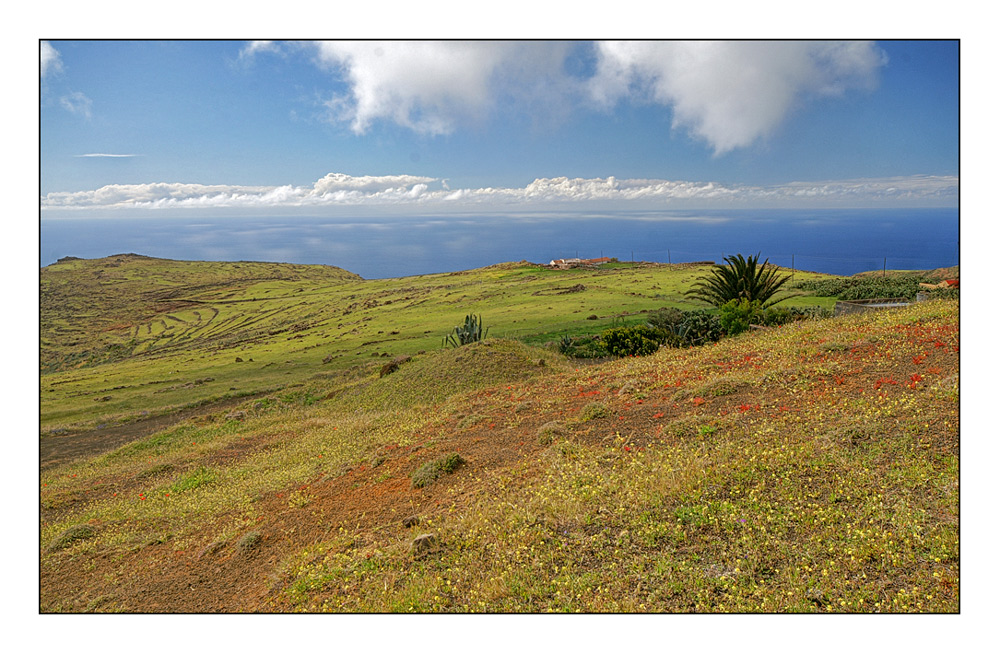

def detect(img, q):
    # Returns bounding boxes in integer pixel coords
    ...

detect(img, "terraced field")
[41,254,837,436]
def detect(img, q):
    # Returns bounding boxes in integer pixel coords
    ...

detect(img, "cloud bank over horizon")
[41,172,957,214]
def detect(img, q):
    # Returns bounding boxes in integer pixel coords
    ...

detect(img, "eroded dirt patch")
[40,394,268,471]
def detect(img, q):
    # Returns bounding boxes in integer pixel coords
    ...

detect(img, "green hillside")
[39,256,958,613]
[41,255,835,434]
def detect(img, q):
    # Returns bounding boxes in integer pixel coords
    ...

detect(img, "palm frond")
[686,253,791,308]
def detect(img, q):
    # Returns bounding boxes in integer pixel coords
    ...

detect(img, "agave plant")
[443,313,490,348]
[686,253,792,308]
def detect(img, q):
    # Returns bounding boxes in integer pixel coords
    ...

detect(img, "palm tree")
[686,253,792,308]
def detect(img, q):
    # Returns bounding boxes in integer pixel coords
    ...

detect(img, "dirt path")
[39,395,266,471]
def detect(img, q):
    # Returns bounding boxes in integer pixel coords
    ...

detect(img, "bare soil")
[39,395,266,471]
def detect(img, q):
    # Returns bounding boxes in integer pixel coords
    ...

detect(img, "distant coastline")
[40,208,958,279]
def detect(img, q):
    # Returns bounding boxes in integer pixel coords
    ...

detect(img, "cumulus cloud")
[311,172,436,194]
[589,41,887,154]
[241,41,886,153]
[40,172,956,212]
[309,41,574,135]
[41,41,63,78]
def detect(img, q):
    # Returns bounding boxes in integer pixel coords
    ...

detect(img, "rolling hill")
[39,256,958,613]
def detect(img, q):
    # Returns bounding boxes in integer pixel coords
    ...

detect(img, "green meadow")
[41,254,836,434]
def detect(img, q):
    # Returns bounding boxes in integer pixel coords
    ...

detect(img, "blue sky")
[40,39,958,215]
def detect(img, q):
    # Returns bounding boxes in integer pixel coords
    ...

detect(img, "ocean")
[39,208,958,279]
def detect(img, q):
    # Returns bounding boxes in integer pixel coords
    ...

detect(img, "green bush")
[601,325,660,357]
[236,531,262,554]
[537,421,567,445]
[412,452,465,488]
[646,307,685,332]
[792,278,848,297]
[556,335,609,359]
[580,402,609,422]
[645,308,687,347]
[925,287,959,300]
[837,276,925,301]
[719,299,763,336]
[794,274,932,301]
[678,310,723,346]
[761,306,792,326]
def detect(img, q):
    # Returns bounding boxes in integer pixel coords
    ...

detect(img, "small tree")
[686,253,792,308]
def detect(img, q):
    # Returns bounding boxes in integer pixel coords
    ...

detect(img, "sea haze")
[40,208,959,279]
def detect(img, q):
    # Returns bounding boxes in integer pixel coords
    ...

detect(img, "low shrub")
[536,421,567,445]
[556,335,610,359]
[719,299,763,336]
[925,287,959,301]
[794,274,932,301]
[646,307,685,331]
[792,278,848,296]
[236,531,262,554]
[601,325,660,357]
[760,306,792,326]
[579,402,609,422]
[135,463,176,479]
[412,453,465,488]
[678,310,723,346]
[47,524,96,553]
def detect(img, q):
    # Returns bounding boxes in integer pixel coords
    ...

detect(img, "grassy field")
[41,254,836,434]
[38,255,958,613]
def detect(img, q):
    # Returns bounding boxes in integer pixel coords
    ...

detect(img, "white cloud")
[311,172,436,194]
[40,172,956,212]
[42,182,280,208]
[309,41,574,135]
[41,41,62,78]
[59,91,93,118]
[589,41,887,154]
[238,40,281,64]
[244,40,886,153]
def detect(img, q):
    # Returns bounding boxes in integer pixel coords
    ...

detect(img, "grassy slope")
[39,257,958,613]
[41,256,835,433]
